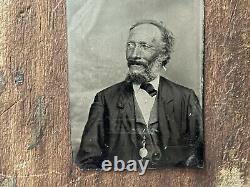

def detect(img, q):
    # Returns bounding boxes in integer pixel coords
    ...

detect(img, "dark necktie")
[140,82,157,97]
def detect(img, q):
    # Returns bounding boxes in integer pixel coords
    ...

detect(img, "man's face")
[126,24,164,83]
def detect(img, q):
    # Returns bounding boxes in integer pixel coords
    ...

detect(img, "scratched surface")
[67,0,204,159]
[0,0,249,187]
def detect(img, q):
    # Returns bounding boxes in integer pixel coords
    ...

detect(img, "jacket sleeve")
[76,92,105,169]
[185,90,204,167]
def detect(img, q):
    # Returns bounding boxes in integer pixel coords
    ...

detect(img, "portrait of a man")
[75,20,203,169]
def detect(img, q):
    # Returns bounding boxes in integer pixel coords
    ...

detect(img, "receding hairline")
[129,20,168,36]
[128,24,163,40]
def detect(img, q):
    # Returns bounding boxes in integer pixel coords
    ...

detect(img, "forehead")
[128,24,162,43]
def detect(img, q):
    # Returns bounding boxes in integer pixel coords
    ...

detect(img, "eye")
[127,42,135,48]
[140,43,152,49]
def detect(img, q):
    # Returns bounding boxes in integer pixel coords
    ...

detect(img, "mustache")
[127,59,147,67]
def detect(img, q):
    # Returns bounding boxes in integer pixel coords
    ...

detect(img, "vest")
[134,95,162,167]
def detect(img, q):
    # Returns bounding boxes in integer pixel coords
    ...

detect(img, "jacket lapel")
[158,77,174,147]
[116,81,137,147]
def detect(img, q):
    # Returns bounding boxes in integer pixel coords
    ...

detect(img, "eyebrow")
[138,42,149,45]
[127,41,151,45]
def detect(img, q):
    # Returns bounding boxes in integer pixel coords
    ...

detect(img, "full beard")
[125,61,159,84]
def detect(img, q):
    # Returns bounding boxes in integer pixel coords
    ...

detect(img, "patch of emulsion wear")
[0,1,8,69]
[0,2,8,96]
[0,177,16,187]
[27,96,47,150]
[0,71,5,95]
[216,150,248,187]
[217,167,245,187]
[14,71,24,85]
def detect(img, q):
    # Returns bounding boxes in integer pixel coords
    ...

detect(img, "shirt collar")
[133,76,160,92]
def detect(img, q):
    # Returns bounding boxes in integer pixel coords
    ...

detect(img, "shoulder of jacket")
[160,76,193,94]
[96,81,126,96]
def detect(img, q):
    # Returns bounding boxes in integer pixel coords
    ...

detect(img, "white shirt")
[133,76,160,125]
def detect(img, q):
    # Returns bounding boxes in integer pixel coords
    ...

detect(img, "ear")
[156,54,169,66]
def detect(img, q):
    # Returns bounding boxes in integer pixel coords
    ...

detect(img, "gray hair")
[129,20,175,66]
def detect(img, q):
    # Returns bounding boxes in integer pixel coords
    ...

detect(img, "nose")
[130,45,141,59]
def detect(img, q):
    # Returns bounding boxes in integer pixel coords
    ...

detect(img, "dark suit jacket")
[76,77,203,169]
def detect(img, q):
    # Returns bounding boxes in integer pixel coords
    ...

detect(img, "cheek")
[144,51,159,61]
[126,49,131,58]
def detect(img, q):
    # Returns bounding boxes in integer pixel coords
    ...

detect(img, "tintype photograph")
[67,0,204,170]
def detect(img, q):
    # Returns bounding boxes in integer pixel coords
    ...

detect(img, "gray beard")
[125,66,157,84]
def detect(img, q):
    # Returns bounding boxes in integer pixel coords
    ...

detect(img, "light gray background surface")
[67,0,204,157]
